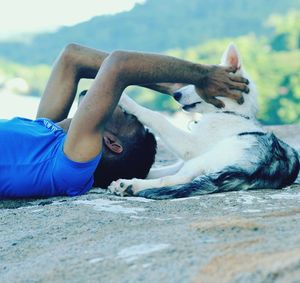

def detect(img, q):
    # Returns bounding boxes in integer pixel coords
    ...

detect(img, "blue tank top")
[0,117,102,199]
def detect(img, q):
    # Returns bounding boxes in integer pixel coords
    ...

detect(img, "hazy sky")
[0,0,144,39]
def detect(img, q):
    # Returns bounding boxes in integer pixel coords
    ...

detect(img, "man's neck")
[56,118,72,133]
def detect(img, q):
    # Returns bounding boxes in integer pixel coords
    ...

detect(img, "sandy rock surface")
[1,124,300,283]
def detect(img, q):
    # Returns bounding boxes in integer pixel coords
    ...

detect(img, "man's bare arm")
[64,50,245,162]
[37,43,249,122]
[36,44,187,121]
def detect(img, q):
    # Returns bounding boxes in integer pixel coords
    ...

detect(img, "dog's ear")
[221,43,242,70]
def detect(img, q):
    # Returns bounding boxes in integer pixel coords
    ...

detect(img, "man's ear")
[221,43,242,70]
[103,132,123,154]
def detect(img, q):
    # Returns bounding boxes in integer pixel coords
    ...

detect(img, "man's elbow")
[109,50,131,62]
[58,43,82,67]
[101,50,132,82]
[106,50,132,71]
[62,43,82,56]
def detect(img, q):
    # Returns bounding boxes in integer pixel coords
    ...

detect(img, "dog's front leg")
[109,174,191,197]
[108,157,203,197]
[119,94,197,160]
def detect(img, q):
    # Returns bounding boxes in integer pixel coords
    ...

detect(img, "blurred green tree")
[267,11,300,51]
[265,72,300,124]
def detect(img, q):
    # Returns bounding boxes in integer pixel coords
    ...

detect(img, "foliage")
[0,7,300,125]
[0,58,50,96]
[267,10,300,51]
[126,32,300,125]
[0,0,300,65]
[128,14,300,125]
[266,72,300,124]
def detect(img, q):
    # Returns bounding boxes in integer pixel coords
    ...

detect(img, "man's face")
[104,106,143,137]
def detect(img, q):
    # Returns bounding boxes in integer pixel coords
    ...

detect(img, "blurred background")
[0,0,299,124]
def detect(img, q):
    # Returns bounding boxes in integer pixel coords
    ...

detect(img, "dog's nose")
[173,92,182,101]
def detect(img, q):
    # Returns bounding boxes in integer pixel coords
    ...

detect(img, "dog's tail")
[136,167,249,200]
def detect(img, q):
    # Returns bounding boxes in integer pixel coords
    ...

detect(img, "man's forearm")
[109,51,247,109]
[112,51,208,87]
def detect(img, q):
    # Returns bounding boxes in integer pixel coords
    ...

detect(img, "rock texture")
[1,124,300,283]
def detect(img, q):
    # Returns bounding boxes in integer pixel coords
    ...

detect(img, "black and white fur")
[108,44,300,199]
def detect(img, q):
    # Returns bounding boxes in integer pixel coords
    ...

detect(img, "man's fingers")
[205,97,225,108]
[228,91,244,104]
[228,81,250,93]
[218,90,244,104]
[228,74,249,84]
[237,94,244,105]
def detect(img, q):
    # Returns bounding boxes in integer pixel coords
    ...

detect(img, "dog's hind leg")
[119,93,198,160]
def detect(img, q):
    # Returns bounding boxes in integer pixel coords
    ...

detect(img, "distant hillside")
[0,0,300,65]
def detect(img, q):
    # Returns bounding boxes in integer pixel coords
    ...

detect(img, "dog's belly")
[188,115,262,156]
[190,135,254,175]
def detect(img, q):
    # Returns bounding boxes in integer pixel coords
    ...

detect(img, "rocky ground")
[1,125,300,283]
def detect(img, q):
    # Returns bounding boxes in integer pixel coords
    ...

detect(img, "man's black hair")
[93,128,157,188]
[77,89,157,187]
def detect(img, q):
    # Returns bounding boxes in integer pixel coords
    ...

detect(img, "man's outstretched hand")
[196,65,250,108]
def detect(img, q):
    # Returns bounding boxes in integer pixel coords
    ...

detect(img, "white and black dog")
[108,44,300,199]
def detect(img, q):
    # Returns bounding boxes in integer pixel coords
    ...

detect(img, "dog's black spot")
[222,111,250,120]
[183,102,201,111]
[238,131,266,136]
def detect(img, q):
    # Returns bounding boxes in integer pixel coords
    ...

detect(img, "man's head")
[78,90,157,187]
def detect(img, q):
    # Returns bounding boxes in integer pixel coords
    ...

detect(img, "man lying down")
[0,43,248,199]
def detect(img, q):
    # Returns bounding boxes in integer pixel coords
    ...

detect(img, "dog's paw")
[108,179,135,197]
